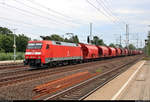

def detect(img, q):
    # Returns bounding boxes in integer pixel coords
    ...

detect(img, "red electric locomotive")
[24,40,83,67]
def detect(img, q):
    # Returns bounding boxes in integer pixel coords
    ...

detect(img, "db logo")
[67,51,70,56]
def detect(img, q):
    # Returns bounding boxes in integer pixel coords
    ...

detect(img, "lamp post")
[12,28,17,62]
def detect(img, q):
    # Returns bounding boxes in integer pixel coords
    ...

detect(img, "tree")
[67,35,79,43]
[148,43,150,56]
[40,34,64,42]
[16,34,30,52]
[40,34,80,43]
[128,44,136,50]
[33,39,38,41]
[64,38,70,42]
[109,43,116,48]
[0,35,13,52]
[0,27,12,35]
[0,34,4,52]
[115,44,123,48]
[91,36,105,45]
[0,27,30,52]
[0,34,30,52]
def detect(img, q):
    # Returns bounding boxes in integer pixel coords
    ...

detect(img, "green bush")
[16,52,25,60]
[143,57,150,60]
[0,53,9,60]
[0,52,24,61]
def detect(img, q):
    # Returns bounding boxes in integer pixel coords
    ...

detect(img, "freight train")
[24,40,143,68]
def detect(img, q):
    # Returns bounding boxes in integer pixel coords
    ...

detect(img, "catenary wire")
[0,2,76,27]
[13,0,81,26]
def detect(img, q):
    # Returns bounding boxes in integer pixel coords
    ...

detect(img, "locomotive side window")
[56,42,61,45]
[27,43,42,49]
[46,44,49,49]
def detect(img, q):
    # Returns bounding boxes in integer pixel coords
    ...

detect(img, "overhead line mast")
[126,24,129,49]
[120,35,122,46]
[90,23,92,44]
[136,33,139,49]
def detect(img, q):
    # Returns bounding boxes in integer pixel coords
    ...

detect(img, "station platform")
[0,60,23,65]
[85,60,149,100]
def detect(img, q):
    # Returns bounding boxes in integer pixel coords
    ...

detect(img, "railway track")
[0,67,29,77]
[0,64,26,70]
[0,55,139,77]
[32,56,142,100]
[0,55,140,88]
[0,64,29,78]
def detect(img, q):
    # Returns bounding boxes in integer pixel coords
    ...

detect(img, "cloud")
[0,0,149,47]
[115,9,147,15]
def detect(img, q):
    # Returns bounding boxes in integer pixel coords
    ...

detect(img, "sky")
[0,0,150,48]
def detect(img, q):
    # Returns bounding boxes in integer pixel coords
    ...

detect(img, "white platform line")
[111,61,146,100]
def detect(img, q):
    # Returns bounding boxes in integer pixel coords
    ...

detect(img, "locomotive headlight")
[25,52,32,55]
[35,52,41,55]
[25,52,41,55]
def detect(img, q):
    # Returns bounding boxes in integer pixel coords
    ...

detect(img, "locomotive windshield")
[27,43,42,49]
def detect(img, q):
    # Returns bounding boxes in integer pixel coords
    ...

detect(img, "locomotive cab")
[24,41,44,68]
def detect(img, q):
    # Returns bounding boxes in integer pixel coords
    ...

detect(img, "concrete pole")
[89,23,92,44]
[126,24,129,49]
[120,35,122,46]
[136,33,139,49]
[13,28,17,62]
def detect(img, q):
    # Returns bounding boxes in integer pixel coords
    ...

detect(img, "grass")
[96,68,102,73]
[142,57,150,60]
[0,52,25,61]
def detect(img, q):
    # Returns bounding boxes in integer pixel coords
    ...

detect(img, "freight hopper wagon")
[106,47,116,57]
[97,46,109,58]
[79,43,99,61]
[24,40,83,68]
